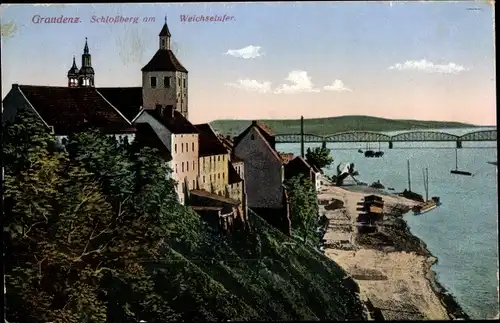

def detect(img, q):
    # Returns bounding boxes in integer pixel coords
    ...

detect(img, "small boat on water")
[450,147,472,176]
[413,167,441,215]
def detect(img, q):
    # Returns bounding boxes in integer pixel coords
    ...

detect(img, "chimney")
[251,120,257,126]
[12,84,19,90]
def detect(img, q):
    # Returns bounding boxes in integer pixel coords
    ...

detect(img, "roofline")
[254,127,282,163]
[131,107,145,123]
[17,86,51,129]
[95,89,133,125]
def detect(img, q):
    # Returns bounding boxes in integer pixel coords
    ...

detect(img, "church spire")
[159,16,171,50]
[83,37,89,54]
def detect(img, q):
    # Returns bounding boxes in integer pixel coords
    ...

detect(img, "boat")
[450,147,472,176]
[413,168,441,215]
[358,149,363,154]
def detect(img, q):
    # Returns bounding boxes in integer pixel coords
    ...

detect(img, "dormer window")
[150,76,157,88]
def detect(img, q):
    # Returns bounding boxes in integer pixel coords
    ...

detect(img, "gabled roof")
[285,156,315,180]
[141,49,188,73]
[228,161,242,184]
[194,123,228,156]
[96,87,143,121]
[233,120,275,149]
[16,85,134,135]
[146,108,198,134]
[233,121,282,164]
[134,123,172,161]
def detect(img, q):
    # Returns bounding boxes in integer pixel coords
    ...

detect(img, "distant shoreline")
[210,115,494,137]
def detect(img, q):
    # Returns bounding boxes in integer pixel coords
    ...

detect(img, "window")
[223,173,225,179]
[150,76,157,88]
[203,176,205,183]
[186,143,189,152]
[250,134,255,140]
[192,160,195,169]
[174,144,177,153]
[192,142,194,151]
[178,78,181,86]
[181,144,184,153]
[210,174,212,181]
[182,162,184,172]
[175,164,178,173]
[183,79,186,88]
[218,173,220,179]
[217,156,220,162]
[187,162,189,171]
[164,76,171,88]
[193,180,195,189]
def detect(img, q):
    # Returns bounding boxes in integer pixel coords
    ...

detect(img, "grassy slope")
[153,213,366,321]
[209,115,478,136]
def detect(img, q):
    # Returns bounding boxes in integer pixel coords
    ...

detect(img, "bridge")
[275,129,497,148]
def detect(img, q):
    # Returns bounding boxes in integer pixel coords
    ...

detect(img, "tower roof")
[141,49,188,73]
[67,56,79,77]
[159,16,171,37]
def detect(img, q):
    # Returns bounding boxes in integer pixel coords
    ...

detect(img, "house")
[232,120,291,235]
[133,107,199,205]
[230,155,244,180]
[284,156,322,192]
[194,123,229,195]
[2,84,136,144]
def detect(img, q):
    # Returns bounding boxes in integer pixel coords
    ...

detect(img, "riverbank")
[317,178,470,320]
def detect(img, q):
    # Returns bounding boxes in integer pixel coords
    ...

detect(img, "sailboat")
[450,148,472,176]
[412,167,441,215]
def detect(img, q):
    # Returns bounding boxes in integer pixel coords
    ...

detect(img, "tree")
[284,174,320,245]
[305,145,333,170]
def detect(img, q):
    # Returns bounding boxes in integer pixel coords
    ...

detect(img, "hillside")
[155,211,368,321]
[209,115,478,137]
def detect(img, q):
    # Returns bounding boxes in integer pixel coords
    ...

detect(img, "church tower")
[78,38,95,87]
[141,17,189,120]
[67,56,79,87]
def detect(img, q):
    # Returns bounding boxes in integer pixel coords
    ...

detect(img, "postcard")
[1,2,497,322]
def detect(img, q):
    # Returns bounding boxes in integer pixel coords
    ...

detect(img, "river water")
[277,127,498,319]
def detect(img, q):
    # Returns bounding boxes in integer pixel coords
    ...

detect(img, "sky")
[1,2,496,125]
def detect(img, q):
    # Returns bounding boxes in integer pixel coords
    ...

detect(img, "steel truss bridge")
[275,129,497,148]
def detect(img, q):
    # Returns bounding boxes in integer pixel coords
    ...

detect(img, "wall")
[226,181,242,202]
[233,127,283,209]
[141,71,188,119]
[232,161,244,180]
[171,133,199,203]
[135,112,198,205]
[198,154,229,195]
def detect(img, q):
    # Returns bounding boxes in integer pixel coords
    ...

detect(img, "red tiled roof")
[228,161,242,184]
[141,49,188,73]
[255,121,275,136]
[146,108,198,134]
[279,152,294,164]
[134,123,172,161]
[96,87,143,121]
[194,123,228,156]
[18,85,134,135]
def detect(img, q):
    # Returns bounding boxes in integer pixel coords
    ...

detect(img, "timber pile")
[356,195,384,234]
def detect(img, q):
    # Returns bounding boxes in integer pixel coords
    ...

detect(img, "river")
[276,127,498,319]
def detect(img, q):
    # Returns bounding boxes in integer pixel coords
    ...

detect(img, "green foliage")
[284,174,320,245]
[210,115,478,137]
[3,110,367,322]
[305,146,334,170]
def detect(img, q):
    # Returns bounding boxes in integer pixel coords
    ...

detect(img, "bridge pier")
[388,141,393,149]
[456,140,462,149]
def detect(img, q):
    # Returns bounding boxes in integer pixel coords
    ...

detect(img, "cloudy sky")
[1,2,496,125]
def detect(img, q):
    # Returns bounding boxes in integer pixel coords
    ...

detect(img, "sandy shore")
[318,178,469,320]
